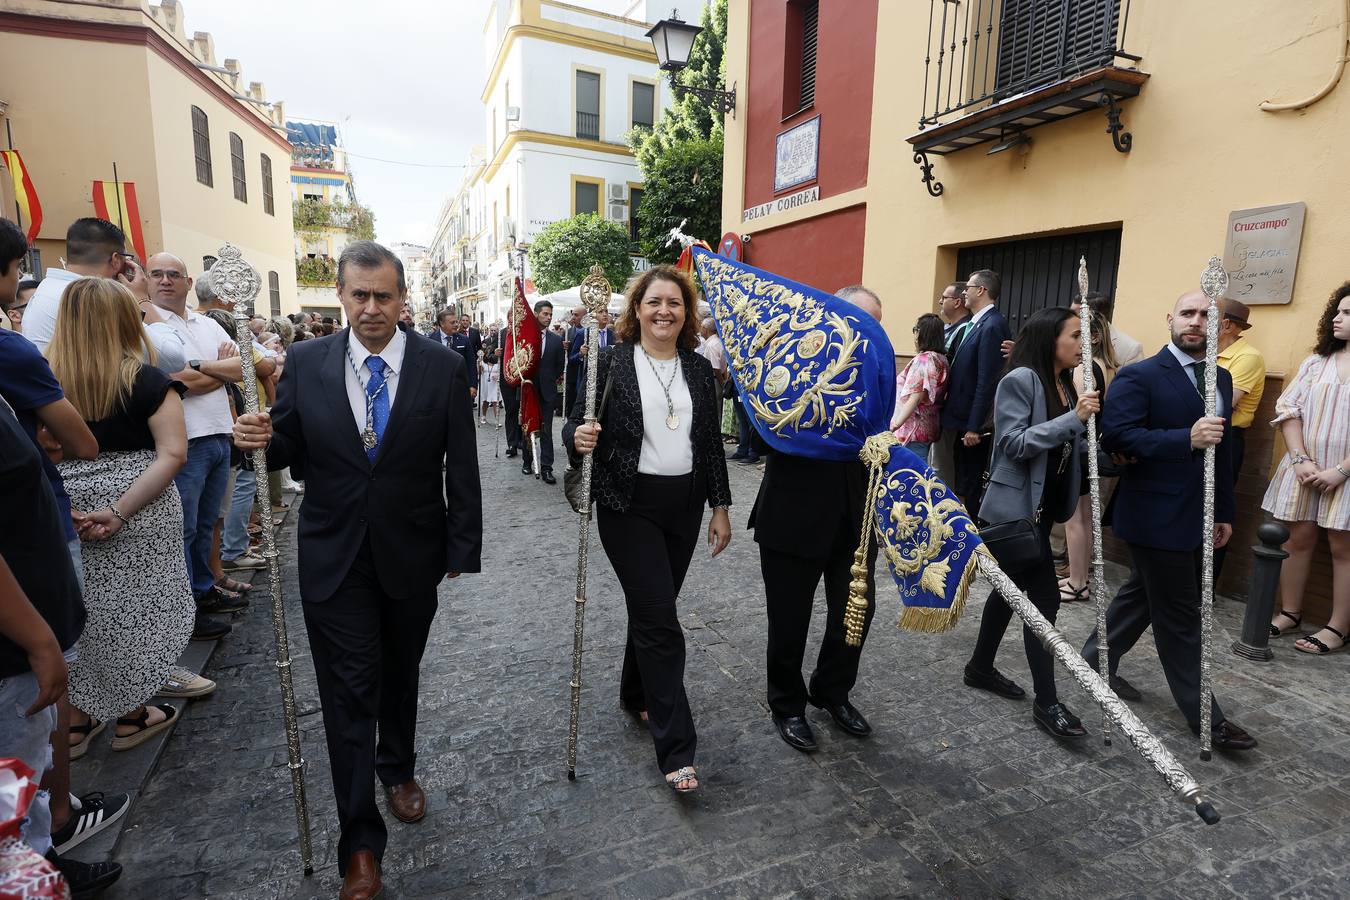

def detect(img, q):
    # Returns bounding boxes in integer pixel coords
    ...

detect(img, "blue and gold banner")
[693,247,986,633]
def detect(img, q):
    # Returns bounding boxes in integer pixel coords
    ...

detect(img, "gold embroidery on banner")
[876,469,978,605]
[763,366,790,398]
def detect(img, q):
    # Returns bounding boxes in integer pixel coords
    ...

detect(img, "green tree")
[528,214,634,295]
[628,0,728,173]
[634,135,723,263]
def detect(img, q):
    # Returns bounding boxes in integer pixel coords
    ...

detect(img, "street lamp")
[645,10,737,117]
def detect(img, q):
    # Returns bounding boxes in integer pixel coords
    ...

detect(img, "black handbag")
[563,370,614,514]
[977,517,1044,572]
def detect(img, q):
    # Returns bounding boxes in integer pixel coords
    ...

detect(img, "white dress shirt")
[344,327,406,437]
[20,267,82,353]
[1166,340,1227,417]
[157,308,235,439]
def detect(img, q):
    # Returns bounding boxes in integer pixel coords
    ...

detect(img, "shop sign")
[1223,202,1306,305]
[743,185,820,222]
[774,116,820,192]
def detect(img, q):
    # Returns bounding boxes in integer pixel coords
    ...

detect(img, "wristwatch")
[188,359,203,372]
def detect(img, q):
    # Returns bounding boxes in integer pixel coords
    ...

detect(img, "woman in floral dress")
[891,313,949,463]
[1262,282,1350,654]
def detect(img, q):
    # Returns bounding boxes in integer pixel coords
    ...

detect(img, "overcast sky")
[185,0,487,246]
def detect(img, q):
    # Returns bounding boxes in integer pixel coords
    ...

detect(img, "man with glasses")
[939,269,1011,515]
[146,252,246,638]
[22,218,146,352]
[3,278,38,331]
[939,281,972,357]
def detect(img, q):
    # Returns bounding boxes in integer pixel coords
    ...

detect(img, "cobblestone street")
[98,421,1350,899]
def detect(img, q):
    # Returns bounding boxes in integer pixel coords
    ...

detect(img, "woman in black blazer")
[564,265,731,793]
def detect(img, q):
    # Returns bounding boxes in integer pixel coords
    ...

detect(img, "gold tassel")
[843,433,901,647]
[896,546,988,633]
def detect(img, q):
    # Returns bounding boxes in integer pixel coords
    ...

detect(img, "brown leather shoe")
[384,779,426,823]
[339,850,382,900]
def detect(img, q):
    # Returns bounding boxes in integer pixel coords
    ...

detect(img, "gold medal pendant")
[666,414,679,430]
[363,428,378,450]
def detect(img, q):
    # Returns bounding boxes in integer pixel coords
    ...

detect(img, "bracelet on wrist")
[109,504,131,527]
[1336,464,1350,480]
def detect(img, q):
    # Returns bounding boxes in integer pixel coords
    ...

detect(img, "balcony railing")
[919,0,1137,128]
[576,111,600,141]
[907,0,1146,197]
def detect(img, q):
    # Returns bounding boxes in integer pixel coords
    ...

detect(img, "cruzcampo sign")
[1223,201,1306,305]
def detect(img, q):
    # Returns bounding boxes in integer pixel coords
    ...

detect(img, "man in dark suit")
[522,299,565,484]
[459,313,482,374]
[750,285,882,753]
[1081,290,1256,753]
[561,306,584,417]
[232,241,482,899]
[568,307,615,413]
[939,269,1011,515]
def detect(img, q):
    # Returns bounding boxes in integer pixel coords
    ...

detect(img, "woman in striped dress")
[1261,282,1350,654]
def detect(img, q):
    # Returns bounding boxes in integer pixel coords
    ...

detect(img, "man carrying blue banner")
[749,285,885,752]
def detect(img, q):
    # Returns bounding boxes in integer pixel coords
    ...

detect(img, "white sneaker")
[157,666,216,699]
[222,552,265,571]
[282,480,304,493]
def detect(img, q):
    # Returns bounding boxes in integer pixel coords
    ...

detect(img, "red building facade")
[734,1,878,291]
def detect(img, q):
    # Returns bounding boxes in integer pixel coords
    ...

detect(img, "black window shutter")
[996,0,1118,96]
[798,1,819,110]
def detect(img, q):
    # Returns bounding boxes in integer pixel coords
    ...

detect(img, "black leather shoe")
[197,586,247,614]
[808,695,871,737]
[773,715,818,752]
[1207,720,1258,752]
[963,664,1026,699]
[522,461,532,475]
[1109,674,1142,702]
[505,448,518,458]
[541,468,557,485]
[1033,702,1088,739]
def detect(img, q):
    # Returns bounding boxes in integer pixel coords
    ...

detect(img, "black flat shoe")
[541,469,557,485]
[1109,674,1142,702]
[1033,702,1088,739]
[773,715,818,753]
[963,664,1026,700]
[808,695,871,737]
[505,448,518,458]
[522,462,532,475]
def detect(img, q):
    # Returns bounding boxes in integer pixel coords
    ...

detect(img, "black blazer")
[1101,346,1235,551]
[749,452,868,560]
[563,342,731,513]
[265,329,483,603]
[536,330,566,405]
[940,307,1012,434]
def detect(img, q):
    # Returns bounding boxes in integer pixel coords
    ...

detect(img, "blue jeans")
[174,434,231,599]
[905,441,932,464]
[221,465,256,561]
[0,672,59,854]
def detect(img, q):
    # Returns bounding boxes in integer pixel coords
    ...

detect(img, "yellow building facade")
[0,0,297,315]
[718,1,1350,614]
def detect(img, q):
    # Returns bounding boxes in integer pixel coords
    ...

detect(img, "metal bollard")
[1232,521,1290,661]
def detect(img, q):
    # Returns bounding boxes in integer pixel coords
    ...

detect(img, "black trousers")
[563,364,577,422]
[1213,426,1245,580]
[520,394,556,472]
[502,380,521,451]
[596,473,703,774]
[1081,544,1224,732]
[759,527,876,719]
[302,538,438,874]
[952,434,992,518]
[967,522,1060,706]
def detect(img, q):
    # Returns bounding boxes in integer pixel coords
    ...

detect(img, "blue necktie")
[366,356,389,462]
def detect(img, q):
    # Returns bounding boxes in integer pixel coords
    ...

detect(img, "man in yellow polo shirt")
[1215,297,1265,576]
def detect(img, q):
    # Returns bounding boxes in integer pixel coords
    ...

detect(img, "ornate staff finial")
[1200,255,1229,302]
[212,244,262,315]
[579,264,612,316]
[1077,255,1090,302]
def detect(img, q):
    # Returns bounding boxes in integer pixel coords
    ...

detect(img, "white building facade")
[459,0,670,323]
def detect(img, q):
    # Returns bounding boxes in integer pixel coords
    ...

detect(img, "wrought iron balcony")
[907,0,1146,197]
[576,111,600,141]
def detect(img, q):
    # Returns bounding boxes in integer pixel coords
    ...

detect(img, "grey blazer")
[979,367,1085,526]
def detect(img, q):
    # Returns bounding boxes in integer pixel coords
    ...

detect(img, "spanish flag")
[0,150,43,243]
[92,180,147,263]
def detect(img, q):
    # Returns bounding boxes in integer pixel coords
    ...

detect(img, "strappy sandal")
[1295,625,1347,655]
[1058,580,1089,603]
[1270,610,1303,638]
[665,766,699,793]
[216,575,252,594]
[110,704,179,751]
[68,719,105,761]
